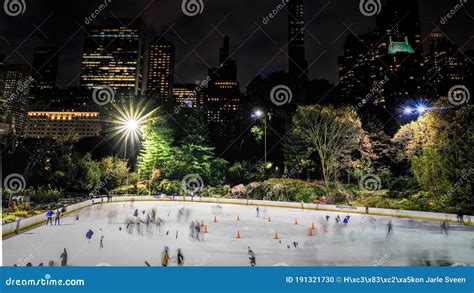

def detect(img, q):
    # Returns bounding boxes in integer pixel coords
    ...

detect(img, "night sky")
[1,0,472,89]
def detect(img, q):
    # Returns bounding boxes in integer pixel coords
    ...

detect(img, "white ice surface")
[3,201,474,266]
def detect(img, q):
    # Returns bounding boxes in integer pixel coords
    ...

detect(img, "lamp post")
[253,109,268,164]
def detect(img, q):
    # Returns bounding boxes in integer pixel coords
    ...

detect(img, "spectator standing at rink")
[54,208,61,225]
[45,209,54,226]
[15,217,21,234]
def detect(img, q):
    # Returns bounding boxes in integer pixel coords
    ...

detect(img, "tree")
[97,156,128,193]
[282,130,315,180]
[137,116,174,179]
[290,105,366,189]
[392,101,474,214]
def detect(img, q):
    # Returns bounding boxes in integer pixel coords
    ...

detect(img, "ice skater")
[386,220,393,237]
[86,229,94,242]
[161,246,170,267]
[100,236,104,249]
[133,209,138,217]
[248,247,256,267]
[45,209,54,226]
[54,208,61,225]
[60,248,68,266]
[440,220,449,235]
[176,249,184,266]
[325,215,330,222]
[256,206,260,217]
[335,215,341,223]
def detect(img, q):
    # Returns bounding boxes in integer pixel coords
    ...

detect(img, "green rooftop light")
[388,37,415,55]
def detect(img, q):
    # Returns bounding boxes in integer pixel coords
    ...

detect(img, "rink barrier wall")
[2,200,93,238]
[111,196,469,224]
[3,195,471,237]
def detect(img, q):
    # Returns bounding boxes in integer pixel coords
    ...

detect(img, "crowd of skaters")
[12,201,472,267]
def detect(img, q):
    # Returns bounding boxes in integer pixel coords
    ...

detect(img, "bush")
[28,187,61,205]
[158,179,182,195]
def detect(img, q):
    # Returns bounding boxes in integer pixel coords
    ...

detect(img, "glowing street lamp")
[109,100,158,190]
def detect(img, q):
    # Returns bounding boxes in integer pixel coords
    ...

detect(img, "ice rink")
[3,200,474,266]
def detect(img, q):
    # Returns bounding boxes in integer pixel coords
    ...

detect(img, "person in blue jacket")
[45,209,54,226]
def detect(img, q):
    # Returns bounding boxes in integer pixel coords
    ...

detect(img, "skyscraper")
[425,29,465,99]
[147,37,175,104]
[0,64,32,135]
[80,19,145,99]
[32,47,59,95]
[338,0,425,129]
[205,36,241,144]
[288,0,308,80]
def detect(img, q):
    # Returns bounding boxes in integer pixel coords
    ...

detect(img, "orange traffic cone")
[213,216,217,223]
[268,216,271,222]
[294,218,298,225]
[236,230,241,238]
[236,215,240,221]
[311,222,315,229]
[274,231,279,240]
[204,225,208,233]
[308,228,313,236]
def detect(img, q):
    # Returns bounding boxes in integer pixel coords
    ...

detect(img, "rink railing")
[2,195,471,237]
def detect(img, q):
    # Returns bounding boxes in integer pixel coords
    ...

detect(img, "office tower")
[80,19,145,99]
[32,47,59,95]
[425,29,465,99]
[147,37,175,104]
[288,0,308,80]
[0,64,32,135]
[173,83,203,108]
[205,36,241,144]
[338,0,425,128]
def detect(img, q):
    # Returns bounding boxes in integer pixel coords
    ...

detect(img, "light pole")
[123,119,139,189]
[253,109,268,164]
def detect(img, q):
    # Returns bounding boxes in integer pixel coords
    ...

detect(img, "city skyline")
[0,0,472,89]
